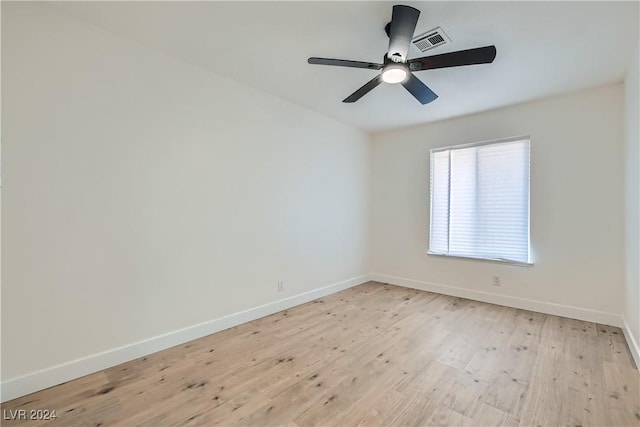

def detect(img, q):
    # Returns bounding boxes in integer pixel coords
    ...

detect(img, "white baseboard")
[621,318,640,368]
[1,274,371,403]
[370,273,623,327]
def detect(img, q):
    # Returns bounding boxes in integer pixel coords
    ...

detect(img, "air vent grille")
[412,27,450,53]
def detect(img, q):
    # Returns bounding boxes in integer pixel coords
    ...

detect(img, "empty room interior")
[1,1,640,426]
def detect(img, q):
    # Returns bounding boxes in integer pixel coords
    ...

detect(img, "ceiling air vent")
[411,27,450,53]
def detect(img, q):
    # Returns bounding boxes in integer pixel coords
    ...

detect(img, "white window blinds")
[429,137,531,264]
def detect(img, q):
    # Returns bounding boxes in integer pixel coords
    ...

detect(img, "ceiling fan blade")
[408,45,497,71]
[401,73,438,104]
[387,5,420,63]
[343,75,383,103]
[308,57,383,70]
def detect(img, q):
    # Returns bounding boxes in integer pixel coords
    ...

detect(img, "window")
[429,136,531,265]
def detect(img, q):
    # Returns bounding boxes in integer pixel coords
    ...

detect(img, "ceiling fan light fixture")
[381,64,408,84]
[307,4,496,104]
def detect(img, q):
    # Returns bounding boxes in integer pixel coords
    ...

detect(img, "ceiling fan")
[308,5,497,105]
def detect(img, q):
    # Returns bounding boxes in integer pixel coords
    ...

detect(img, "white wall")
[371,84,625,321]
[1,2,370,387]
[624,43,640,360]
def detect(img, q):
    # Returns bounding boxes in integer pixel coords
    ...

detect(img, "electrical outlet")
[492,275,501,287]
[277,281,284,292]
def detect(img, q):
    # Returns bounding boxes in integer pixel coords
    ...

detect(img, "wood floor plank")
[2,282,638,426]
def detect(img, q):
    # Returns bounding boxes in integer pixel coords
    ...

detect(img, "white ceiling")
[50,1,638,133]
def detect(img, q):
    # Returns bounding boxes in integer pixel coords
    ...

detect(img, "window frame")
[427,135,533,267]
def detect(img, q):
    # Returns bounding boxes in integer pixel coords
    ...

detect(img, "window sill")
[427,251,534,267]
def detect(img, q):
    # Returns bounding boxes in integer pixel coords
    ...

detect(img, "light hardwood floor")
[2,282,639,426]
